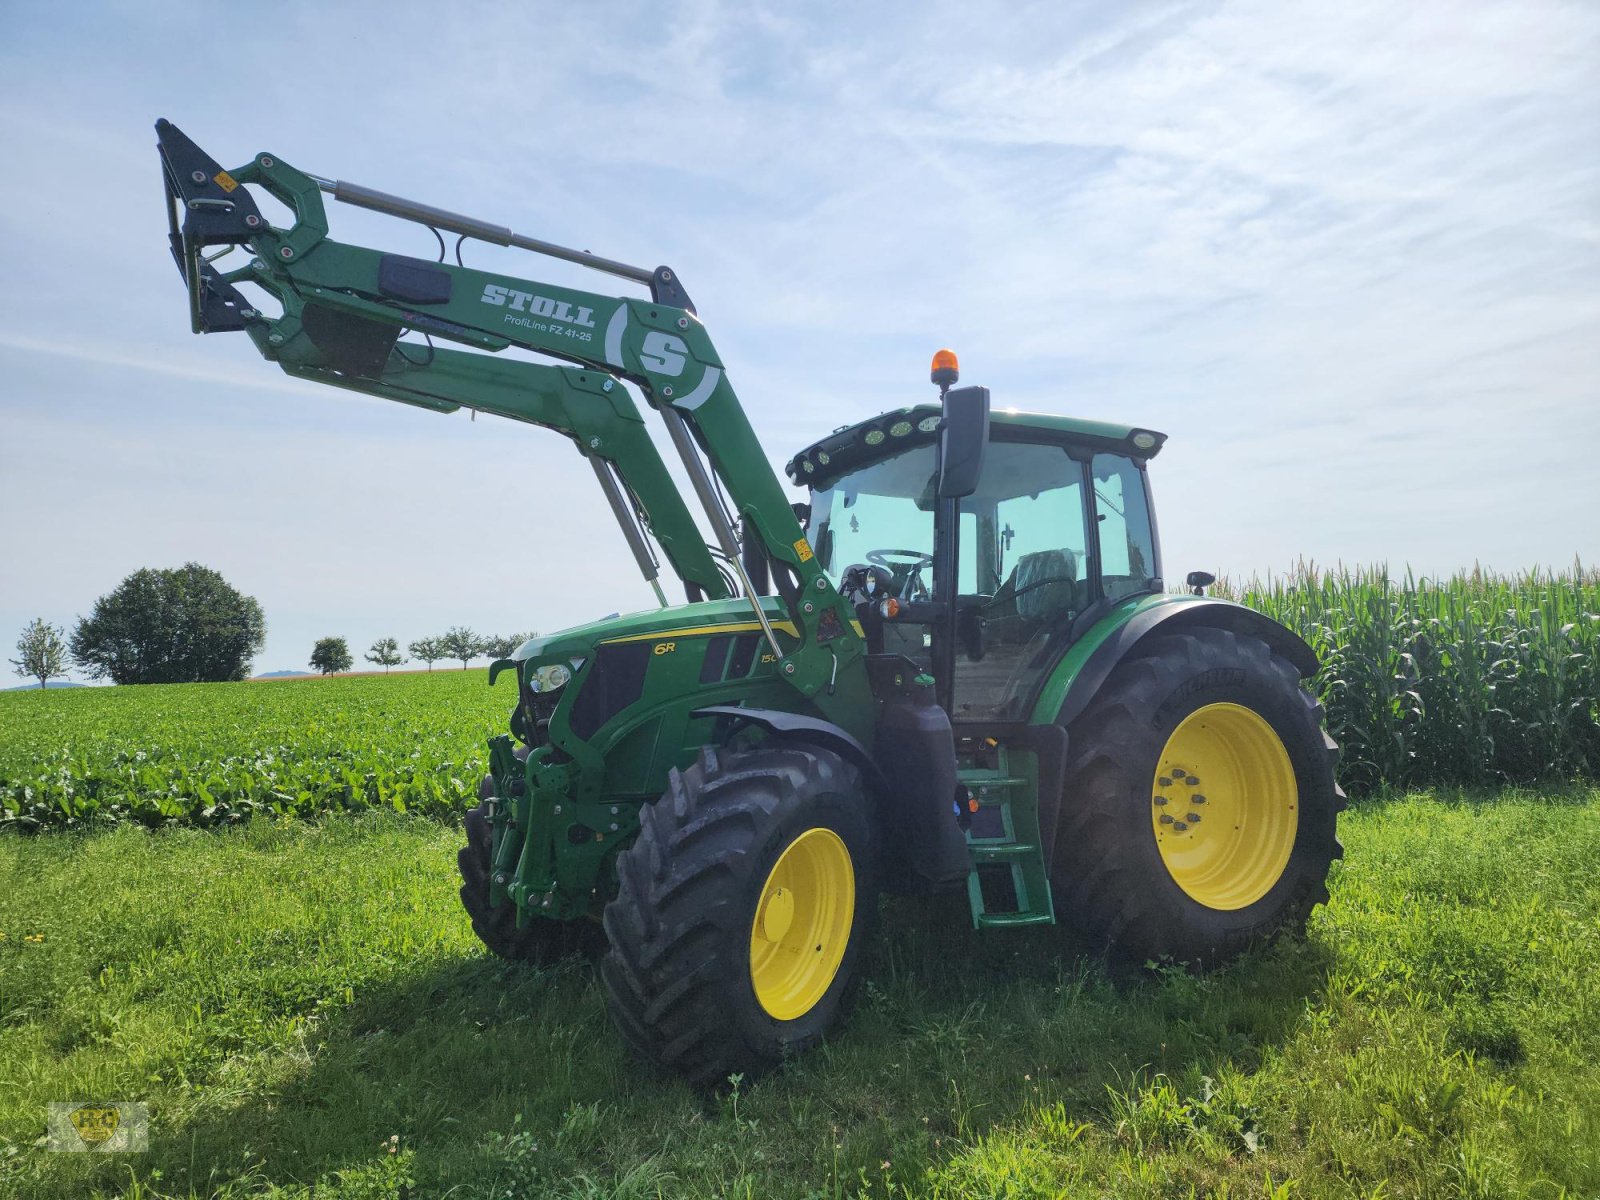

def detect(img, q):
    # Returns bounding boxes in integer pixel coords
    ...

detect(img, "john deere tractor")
[157,121,1343,1085]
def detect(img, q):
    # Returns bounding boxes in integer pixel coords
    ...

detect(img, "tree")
[365,637,405,672]
[440,626,484,670]
[310,637,353,675]
[71,564,265,685]
[10,619,67,690]
[408,637,444,671]
[481,632,536,660]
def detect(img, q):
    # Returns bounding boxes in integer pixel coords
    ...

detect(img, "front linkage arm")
[157,119,870,724]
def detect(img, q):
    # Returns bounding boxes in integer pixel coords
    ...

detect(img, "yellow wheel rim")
[749,827,855,1021]
[1152,702,1297,910]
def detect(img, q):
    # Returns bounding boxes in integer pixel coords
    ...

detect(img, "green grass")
[3,790,1596,1198]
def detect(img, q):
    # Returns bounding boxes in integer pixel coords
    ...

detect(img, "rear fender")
[1046,596,1319,729]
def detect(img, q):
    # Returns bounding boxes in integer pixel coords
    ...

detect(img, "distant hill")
[4,680,87,690]
[253,670,312,680]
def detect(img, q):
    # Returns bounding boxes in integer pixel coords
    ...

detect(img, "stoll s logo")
[479,283,596,328]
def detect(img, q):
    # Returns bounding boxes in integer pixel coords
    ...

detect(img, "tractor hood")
[511,596,795,666]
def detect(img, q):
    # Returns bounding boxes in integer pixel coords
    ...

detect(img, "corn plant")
[1217,562,1600,794]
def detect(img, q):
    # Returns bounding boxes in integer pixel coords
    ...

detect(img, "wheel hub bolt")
[1159,813,1174,825]
[1158,776,1172,787]
[1192,794,1206,804]
[1188,813,1202,823]
[1174,822,1189,832]
[1153,796,1168,806]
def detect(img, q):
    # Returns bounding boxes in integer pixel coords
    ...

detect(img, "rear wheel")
[458,780,600,963]
[601,744,875,1086]
[1054,626,1343,964]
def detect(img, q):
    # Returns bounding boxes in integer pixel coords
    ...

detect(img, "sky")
[2,0,1596,681]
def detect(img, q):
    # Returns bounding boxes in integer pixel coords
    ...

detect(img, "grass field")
[2,789,1596,1199]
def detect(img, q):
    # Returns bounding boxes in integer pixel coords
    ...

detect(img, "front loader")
[156,120,1344,1085]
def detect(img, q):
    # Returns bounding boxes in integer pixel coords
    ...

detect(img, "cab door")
[943,445,1163,722]
[943,441,1094,722]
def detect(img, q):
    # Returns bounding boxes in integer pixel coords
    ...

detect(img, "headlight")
[529,663,572,693]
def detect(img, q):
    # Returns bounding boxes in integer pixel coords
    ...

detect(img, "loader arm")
[157,119,868,723]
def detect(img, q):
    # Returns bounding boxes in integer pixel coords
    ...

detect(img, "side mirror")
[937,386,990,499]
[1186,570,1216,596]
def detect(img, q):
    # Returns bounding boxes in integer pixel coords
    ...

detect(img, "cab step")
[974,911,1056,929]
[959,750,1054,929]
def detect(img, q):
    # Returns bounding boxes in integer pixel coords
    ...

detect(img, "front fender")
[692,705,891,800]
[1033,594,1319,728]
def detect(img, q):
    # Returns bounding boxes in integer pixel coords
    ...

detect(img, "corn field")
[1218,563,1600,794]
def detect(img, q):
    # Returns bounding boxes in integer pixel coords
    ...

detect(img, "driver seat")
[1011,548,1078,622]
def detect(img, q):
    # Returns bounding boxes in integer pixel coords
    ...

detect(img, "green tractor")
[157,121,1344,1085]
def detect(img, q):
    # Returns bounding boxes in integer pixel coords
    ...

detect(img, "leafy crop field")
[0,672,508,830]
[4,568,1595,833]
[2,790,1597,1198]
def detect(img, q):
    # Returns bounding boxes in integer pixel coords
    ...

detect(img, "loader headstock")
[156,119,266,334]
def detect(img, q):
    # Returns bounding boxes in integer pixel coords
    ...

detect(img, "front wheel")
[601,744,875,1086]
[1054,626,1344,965]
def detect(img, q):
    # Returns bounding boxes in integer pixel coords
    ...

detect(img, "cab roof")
[785,404,1166,491]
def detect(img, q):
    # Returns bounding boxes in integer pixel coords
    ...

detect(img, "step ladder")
[959,747,1055,929]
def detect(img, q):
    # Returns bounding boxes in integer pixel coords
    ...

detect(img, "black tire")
[1054,626,1344,965]
[601,743,875,1086]
[458,777,600,963]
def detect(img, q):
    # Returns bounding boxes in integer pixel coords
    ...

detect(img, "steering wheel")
[865,548,933,603]
[866,548,934,571]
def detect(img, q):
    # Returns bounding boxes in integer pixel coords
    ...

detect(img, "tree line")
[307,628,535,676]
[9,562,533,689]
[10,563,265,689]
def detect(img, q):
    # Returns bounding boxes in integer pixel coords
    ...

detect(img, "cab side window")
[1092,454,1158,603]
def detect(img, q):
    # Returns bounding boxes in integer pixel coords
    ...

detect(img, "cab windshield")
[809,444,938,582]
[808,437,1159,720]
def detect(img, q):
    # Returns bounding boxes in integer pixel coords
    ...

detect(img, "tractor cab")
[786,357,1167,724]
